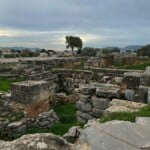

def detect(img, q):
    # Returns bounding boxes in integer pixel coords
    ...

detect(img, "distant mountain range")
[0,45,144,52]
[0,47,40,51]
[103,45,143,52]
[120,45,143,51]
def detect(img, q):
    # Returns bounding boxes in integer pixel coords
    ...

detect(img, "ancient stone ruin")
[11,80,51,117]
[0,56,149,149]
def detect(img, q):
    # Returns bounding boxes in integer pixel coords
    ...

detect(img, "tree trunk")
[71,47,74,55]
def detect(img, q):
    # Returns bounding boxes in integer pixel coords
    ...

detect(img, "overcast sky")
[0,0,150,50]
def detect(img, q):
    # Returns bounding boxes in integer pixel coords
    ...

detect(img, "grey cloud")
[0,0,150,49]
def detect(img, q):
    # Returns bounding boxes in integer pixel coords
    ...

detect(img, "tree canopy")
[65,36,82,53]
[137,45,150,57]
[80,47,100,56]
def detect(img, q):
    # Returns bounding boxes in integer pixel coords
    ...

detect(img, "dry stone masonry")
[76,83,121,123]
[0,109,59,140]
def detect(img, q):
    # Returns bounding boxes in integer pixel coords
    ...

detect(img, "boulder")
[36,109,59,128]
[76,119,150,150]
[63,126,82,143]
[104,99,147,115]
[0,133,74,150]
[136,117,150,128]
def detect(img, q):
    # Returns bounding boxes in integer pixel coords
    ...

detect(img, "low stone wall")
[0,110,59,140]
[76,83,121,123]
[52,69,94,88]
[92,68,143,77]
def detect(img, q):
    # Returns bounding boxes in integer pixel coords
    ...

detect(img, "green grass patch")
[49,103,82,135]
[115,62,150,70]
[27,103,83,136]
[100,105,150,123]
[0,78,24,91]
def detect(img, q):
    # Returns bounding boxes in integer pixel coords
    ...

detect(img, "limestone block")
[140,73,150,86]
[76,111,93,122]
[92,108,104,118]
[134,86,148,103]
[91,96,109,109]
[146,66,150,74]
[122,72,142,89]
[76,101,92,113]
[114,77,123,84]
[78,94,90,103]
[148,88,150,104]
[11,80,50,105]
[96,87,120,98]
[78,85,96,95]
[104,99,147,115]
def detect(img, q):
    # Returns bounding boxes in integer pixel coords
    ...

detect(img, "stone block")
[11,80,50,104]
[76,101,92,112]
[122,72,141,89]
[96,87,120,98]
[114,77,123,84]
[92,108,104,118]
[140,74,150,86]
[146,66,150,74]
[76,116,87,124]
[78,85,96,95]
[134,86,148,103]
[136,117,150,128]
[104,99,147,115]
[78,94,90,103]
[148,88,150,104]
[76,111,93,122]
[91,96,109,109]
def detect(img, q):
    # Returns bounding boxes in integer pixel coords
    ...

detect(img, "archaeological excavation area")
[0,56,149,150]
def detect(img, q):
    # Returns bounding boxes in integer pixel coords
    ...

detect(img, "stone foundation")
[11,80,50,117]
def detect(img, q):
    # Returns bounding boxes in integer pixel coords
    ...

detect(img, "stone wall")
[92,68,143,77]
[121,68,150,103]
[76,83,121,123]
[52,69,94,89]
[0,110,59,140]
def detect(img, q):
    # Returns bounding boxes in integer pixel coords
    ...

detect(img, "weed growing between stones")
[100,105,150,123]
[26,103,83,136]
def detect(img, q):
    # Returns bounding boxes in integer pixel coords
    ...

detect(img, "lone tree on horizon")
[65,36,82,54]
